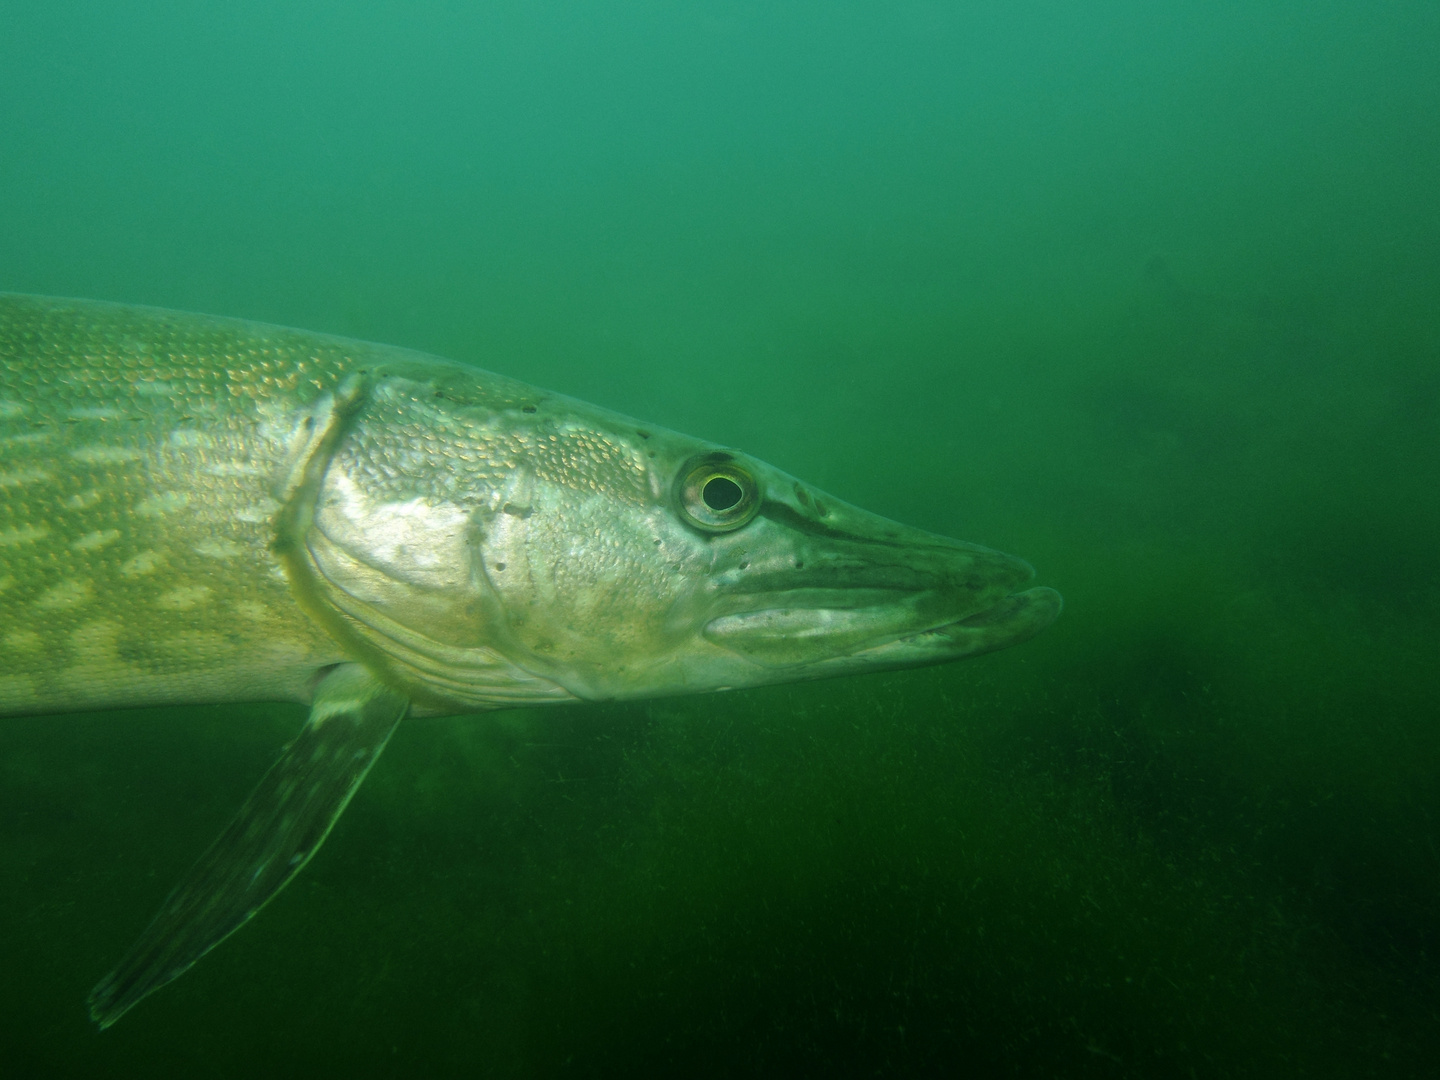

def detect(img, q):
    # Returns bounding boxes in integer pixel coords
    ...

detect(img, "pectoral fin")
[88,664,408,1029]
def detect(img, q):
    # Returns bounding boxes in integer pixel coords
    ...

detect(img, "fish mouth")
[701,541,1062,672]
[853,585,1063,666]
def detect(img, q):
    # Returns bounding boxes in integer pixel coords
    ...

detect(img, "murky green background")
[2,2,1437,1075]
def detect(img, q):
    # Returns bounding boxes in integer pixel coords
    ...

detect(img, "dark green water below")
[2,2,1437,1075]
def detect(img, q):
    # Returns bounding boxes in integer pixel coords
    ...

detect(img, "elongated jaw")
[856,585,1063,666]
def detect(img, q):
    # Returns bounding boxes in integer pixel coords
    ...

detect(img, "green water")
[2,1,1437,1075]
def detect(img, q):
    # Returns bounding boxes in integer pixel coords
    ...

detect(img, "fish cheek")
[510,523,679,672]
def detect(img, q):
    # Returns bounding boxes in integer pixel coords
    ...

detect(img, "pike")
[0,293,1061,1028]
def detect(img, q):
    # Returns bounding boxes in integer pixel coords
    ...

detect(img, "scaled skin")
[0,293,1059,720]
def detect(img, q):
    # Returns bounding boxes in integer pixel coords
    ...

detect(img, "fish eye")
[675,454,761,532]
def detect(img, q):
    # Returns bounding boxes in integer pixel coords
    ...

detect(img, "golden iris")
[675,454,761,532]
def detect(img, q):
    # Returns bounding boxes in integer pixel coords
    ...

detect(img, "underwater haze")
[2,1,1438,1075]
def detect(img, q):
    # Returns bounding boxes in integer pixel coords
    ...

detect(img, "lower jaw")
[864,586,1064,662]
[703,586,1061,671]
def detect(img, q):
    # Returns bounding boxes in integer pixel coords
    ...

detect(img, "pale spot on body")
[194,538,243,559]
[63,489,105,510]
[72,529,122,551]
[0,399,28,418]
[0,523,49,546]
[70,444,144,465]
[169,630,237,660]
[70,619,120,663]
[0,466,51,487]
[120,550,165,577]
[0,674,38,705]
[135,492,190,517]
[157,584,211,610]
[0,574,13,592]
[68,406,123,421]
[36,578,94,610]
[204,461,263,477]
[259,638,310,665]
[0,430,52,449]
[234,600,272,622]
[235,497,281,523]
[3,629,42,652]
[169,429,211,448]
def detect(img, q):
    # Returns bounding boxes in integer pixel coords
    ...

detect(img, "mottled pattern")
[0,295,361,713]
[331,381,655,545]
[303,363,671,706]
[0,293,1054,719]
[333,374,652,509]
[0,294,671,716]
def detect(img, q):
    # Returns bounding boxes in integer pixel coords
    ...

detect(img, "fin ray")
[88,664,407,1029]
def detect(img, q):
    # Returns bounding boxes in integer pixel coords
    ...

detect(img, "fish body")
[0,296,344,713]
[0,293,1060,1025]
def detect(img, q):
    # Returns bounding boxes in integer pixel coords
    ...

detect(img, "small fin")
[88,664,408,1029]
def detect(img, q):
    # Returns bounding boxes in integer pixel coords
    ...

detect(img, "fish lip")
[712,546,1036,608]
[700,583,1062,666]
[881,585,1064,654]
[719,543,1033,596]
[699,534,1055,667]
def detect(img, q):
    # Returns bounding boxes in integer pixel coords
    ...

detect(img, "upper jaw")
[699,537,1055,670]
[701,584,1059,671]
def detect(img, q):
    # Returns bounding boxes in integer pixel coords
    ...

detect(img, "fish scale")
[0,292,1059,1027]
[0,295,352,713]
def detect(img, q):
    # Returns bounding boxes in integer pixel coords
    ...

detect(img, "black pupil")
[702,475,744,512]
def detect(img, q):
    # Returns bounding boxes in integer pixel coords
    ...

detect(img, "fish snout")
[701,516,1056,671]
